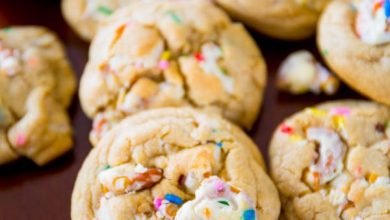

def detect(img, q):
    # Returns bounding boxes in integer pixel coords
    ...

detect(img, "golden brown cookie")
[72,108,280,220]
[79,0,267,146]
[317,0,390,105]
[216,0,331,40]
[269,100,390,219]
[61,0,135,41]
[0,26,76,165]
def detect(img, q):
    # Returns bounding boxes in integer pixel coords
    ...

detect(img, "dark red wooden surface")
[0,1,364,219]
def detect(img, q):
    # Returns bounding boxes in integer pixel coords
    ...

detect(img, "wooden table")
[0,0,364,219]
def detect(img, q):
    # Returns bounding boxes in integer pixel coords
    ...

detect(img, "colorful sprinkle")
[242,209,256,220]
[161,51,171,60]
[15,134,27,146]
[305,107,327,117]
[195,52,205,62]
[154,197,163,209]
[329,107,350,116]
[230,186,241,194]
[332,115,345,129]
[164,194,183,205]
[218,200,230,206]
[368,173,378,184]
[110,24,127,48]
[280,124,293,134]
[97,6,113,15]
[215,180,225,193]
[313,172,321,190]
[2,27,12,33]
[103,164,111,170]
[290,134,304,142]
[321,49,329,57]
[384,0,390,18]
[204,208,211,218]
[167,11,181,24]
[158,60,170,70]
[216,142,223,148]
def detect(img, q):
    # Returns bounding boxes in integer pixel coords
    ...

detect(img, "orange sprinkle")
[373,2,382,13]
[230,186,241,194]
[325,155,334,169]
[313,172,321,191]
[368,173,378,184]
[101,185,109,194]
[110,24,127,48]
[203,172,211,178]
[166,204,178,217]
[204,208,211,218]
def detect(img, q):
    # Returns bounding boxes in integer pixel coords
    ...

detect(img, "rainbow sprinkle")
[330,107,351,116]
[216,142,223,148]
[305,107,327,117]
[15,134,26,146]
[97,6,113,16]
[218,200,230,206]
[154,197,163,209]
[167,11,181,24]
[385,0,390,18]
[321,49,329,57]
[195,52,205,62]
[332,115,345,129]
[242,209,256,220]
[280,124,293,134]
[164,194,183,205]
[103,164,111,170]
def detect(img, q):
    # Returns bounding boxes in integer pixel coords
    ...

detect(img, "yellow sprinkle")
[204,208,211,218]
[332,115,345,129]
[305,107,327,117]
[161,51,171,60]
[368,173,378,184]
[290,134,304,141]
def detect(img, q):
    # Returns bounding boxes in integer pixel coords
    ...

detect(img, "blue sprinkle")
[241,209,256,220]
[216,142,223,148]
[164,194,183,205]
[385,0,390,18]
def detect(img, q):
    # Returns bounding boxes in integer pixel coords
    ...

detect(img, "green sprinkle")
[103,164,111,170]
[97,6,113,16]
[218,200,229,206]
[321,49,329,57]
[2,27,12,33]
[167,11,181,24]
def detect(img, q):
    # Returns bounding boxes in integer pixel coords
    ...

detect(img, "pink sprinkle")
[215,181,225,193]
[330,107,351,116]
[134,61,143,69]
[154,197,163,210]
[16,134,27,147]
[158,60,169,70]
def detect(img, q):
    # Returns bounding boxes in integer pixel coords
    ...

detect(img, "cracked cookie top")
[0,26,76,165]
[270,100,390,219]
[71,108,280,220]
[79,0,266,145]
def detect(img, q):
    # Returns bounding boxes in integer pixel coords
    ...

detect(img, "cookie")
[61,0,135,41]
[215,0,330,40]
[317,0,390,105]
[71,108,280,220]
[269,100,390,219]
[79,0,267,145]
[0,26,76,165]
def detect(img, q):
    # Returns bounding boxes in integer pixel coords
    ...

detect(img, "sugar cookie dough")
[71,108,280,220]
[0,26,76,165]
[318,0,390,105]
[79,0,267,145]
[270,100,390,219]
[216,0,331,40]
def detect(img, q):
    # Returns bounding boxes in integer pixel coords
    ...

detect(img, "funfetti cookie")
[269,100,390,220]
[0,26,76,165]
[61,0,135,41]
[215,0,331,40]
[79,0,267,146]
[71,108,280,220]
[318,0,390,105]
